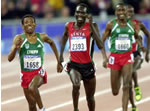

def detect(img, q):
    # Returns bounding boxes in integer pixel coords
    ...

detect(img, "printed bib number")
[70,37,87,51]
[115,37,130,51]
[24,55,41,70]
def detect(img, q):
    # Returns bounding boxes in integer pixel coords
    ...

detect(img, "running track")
[1,53,150,111]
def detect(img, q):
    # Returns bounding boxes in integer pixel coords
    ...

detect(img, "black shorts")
[133,51,141,58]
[67,61,96,80]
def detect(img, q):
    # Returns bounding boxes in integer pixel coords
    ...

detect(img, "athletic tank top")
[19,33,44,71]
[132,19,139,52]
[110,19,134,53]
[68,22,94,63]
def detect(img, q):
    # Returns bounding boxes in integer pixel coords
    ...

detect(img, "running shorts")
[133,51,141,58]
[108,51,134,70]
[66,61,96,80]
[20,67,47,88]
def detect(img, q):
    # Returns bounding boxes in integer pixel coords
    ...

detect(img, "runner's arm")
[102,21,112,43]
[41,33,63,72]
[139,22,150,52]
[8,35,23,62]
[59,23,69,63]
[41,33,60,63]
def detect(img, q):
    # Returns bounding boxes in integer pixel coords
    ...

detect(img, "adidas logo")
[128,29,131,32]
[37,44,41,48]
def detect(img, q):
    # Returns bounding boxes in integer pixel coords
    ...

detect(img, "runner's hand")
[103,58,108,68]
[145,52,149,63]
[86,14,93,23]
[15,37,24,49]
[57,63,63,73]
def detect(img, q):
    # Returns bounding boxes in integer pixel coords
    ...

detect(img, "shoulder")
[38,33,50,42]
[65,22,72,27]
[91,22,98,27]
[105,20,113,30]
[13,34,22,41]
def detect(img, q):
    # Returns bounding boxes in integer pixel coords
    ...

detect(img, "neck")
[117,18,127,25]
[75,21,85,29]
[25,32,36,37]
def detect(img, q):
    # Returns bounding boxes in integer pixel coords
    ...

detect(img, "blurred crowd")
[2,0,150,20]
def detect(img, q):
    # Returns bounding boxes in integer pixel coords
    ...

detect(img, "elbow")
[8,58,12,62]
[8,55,13,62]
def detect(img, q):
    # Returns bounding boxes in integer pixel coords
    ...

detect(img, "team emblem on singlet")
[25,44,29,49]
[24,55,41,70]
[116,28,120,33]
[70,37,87,51]
[115,34,130,51]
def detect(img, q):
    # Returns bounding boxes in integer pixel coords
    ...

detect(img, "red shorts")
[20,67,47,88]
[107,51,134,70]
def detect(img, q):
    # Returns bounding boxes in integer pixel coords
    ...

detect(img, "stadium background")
[1,0,150,54]
[1,0,150,111]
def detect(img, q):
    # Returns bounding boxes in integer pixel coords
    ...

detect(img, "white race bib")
[24,55,41,70]
[115,37,130,51]
[70,37,87,51]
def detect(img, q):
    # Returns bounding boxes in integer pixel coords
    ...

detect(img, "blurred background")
[1,0,150,55]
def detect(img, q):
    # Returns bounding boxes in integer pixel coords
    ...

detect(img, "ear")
[21,25,24,29]
[115,11,117,16]
[34,23,37,27]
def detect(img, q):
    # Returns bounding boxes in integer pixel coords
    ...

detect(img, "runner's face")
[127,7,134,19]
[115,5,126,20]
[22,17,36,34]
[75,6,87,24]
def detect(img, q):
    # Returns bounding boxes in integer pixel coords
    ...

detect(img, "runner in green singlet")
[102,3,144,111]
[8,14,63,111]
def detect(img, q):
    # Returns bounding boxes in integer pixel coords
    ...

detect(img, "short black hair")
[21,14,36,25]
[77,3,89,13]
[126,4,134,9]
[116,2,126,8]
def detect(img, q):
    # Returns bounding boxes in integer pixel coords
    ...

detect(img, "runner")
[8,14,63,111]
[59,3,107,111]
[127,5,150,111]
[102,3,144,111]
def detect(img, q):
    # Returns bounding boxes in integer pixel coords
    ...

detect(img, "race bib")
[24,55,41,70]
[70,37,87,51]
[115,37,130,51]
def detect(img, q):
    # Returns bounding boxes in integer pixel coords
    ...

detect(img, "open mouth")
[27,26,33,30]
[119,14,125,18]
[77,17,83,21]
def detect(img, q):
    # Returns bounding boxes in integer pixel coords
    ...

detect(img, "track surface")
[1,53,150,111]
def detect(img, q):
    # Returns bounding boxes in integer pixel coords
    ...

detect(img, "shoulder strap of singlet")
[20,33,27,48]
[111,19,118,33]
[127,19,134,32]
[36,33,44,47]
[132,19,139,30]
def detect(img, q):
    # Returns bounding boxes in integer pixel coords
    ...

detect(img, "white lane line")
[2,62,149,90]
[1,61,104,90]
[2,72,63,90]
[114,97,150,111]
[2,75,150,110]
[47,88,111,111]
[45,76,150,111]
[1,72,109,105]
[1,61,57,79]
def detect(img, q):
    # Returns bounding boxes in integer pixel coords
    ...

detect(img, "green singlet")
[109,19,134,53]
[19,33,44,71]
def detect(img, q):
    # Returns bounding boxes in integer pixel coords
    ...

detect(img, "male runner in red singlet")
[127,5,150,111]
[8,14,62,111]
[59,3,107,111]
[102,3,144,111]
